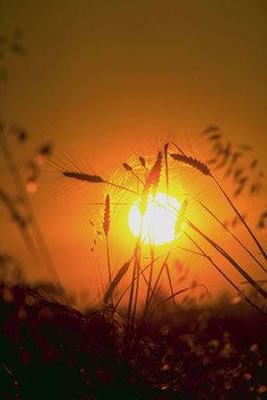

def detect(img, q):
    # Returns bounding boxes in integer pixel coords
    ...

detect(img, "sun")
[128,192,181,245]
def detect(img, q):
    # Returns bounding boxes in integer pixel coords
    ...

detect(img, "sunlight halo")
[128,192,181,245]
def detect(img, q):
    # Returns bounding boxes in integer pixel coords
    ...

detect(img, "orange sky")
[0,0,266,304]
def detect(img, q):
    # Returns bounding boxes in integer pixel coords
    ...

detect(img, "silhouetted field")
[0,281,266,400]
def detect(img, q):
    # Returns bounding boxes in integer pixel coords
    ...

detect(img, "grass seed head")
[104,260,131,304]
[170,153,211,176]
[62,172,105,183]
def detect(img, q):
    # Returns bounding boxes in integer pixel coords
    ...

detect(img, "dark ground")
[0,282,266,400]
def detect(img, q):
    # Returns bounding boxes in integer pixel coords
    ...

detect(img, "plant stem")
[105,236,113,305]
[132,245,141,325]
[165,263,175,304]
[143,246,155,317]
[184,232,266,317]
[192,196,266,273]
[212,176,267,261]
[187,219,267,300]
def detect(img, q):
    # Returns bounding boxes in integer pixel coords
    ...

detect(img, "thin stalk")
[125,261,136,348]
[130,170,145,187]
[187,219,267,300]
[131,245,141,325]
[105,238,112,283]
[105,237,112,305]
[1,364,22,400]
[165,263,175,304]
[129,218,145,324]
[162,284,208,304]
[144,250,172,319]
[164,143,169,194]
[212,176,267,261]
[125,242,141,345]
[143,246,155,317]
[192,196,266,272]
[104,180,138,195]
[114,256,160,309]
[184,232,266,317]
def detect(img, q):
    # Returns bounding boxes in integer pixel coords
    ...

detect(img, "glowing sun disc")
[128,192,181,245]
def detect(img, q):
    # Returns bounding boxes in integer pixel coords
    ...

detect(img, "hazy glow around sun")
[128,192,181,245]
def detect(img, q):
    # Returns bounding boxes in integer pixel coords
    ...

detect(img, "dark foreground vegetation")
[0,281,266,400]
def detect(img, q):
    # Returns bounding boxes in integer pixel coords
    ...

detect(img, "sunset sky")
[1,0,266,301]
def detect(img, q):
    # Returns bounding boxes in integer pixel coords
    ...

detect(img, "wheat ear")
[139,152,162,215]
[170,153,211,176]
[104,259,132,304]
[62,171,137,195]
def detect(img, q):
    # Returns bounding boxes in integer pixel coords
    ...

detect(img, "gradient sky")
[1,0,266,300]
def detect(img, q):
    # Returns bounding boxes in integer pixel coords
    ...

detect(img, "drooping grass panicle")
[170,153,211,176]
[202,125,220,135]
[104,259,132,304]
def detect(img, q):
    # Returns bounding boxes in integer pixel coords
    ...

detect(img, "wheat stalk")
[103,194,110,237]
[187,219,267,300]
[164,143,169,193]
[184,231,266,316]
[102,194,112,298]
[212,176,267,261]
[191,196,266,273]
